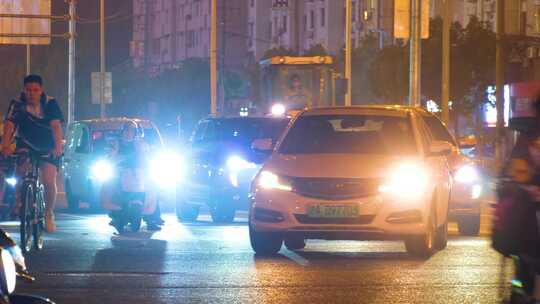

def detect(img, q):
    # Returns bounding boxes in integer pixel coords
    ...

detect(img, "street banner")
[394,0,430,39]
[0,0,51,45]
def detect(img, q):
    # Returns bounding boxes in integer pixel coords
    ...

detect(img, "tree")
[261,47,297,60]
[368,42,409,103]
[304,44,328,57]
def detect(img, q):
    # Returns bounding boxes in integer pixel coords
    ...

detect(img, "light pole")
[100,0,106,118]
[495,0,506,168]
[409,0,422,107]
[210,0,218,115]
[345,0,352,106]
[68,0,76,125]
[441,0,450,124]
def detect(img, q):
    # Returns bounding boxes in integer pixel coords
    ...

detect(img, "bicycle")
[9,151,46,253]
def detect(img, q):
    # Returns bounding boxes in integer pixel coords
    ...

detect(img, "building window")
[310,10,315,29]
[186,30,195,48]
[303,15,307,31]
[282,15,288,33]
[153,39,160,55]
[535,5,540,34]
[250,0,255,8]
[249,22,254,39]
[320,8,325,27]
[274,16,279,35]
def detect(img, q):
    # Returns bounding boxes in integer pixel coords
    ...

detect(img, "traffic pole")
[99,0,106,119]
[25,44,30,75]
[441,0,450,125]
[345,0,352,106]
[210,0,218,115]
[495,0,506,169]
[67,0,76,125]
[409,0,422,107]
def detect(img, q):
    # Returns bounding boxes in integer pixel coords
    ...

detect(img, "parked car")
[249,106,452,258]
[177,116,290,223]
[63,118,164,211]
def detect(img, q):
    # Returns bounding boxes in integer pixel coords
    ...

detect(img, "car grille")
[290,177,380,200]
[294,214,375,225]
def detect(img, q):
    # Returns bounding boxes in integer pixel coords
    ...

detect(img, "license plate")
[307,205,359,218]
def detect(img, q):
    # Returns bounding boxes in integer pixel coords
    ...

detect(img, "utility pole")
[25,44,31,75]
[68,0,76,125]
[495,0,505,168]
[345,0,352,106]
[409,0,422,106]
[100,0,106,119]
[210,0,218,115]
[441,0,450,124]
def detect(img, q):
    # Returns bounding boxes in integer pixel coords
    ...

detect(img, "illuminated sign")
[0,0,51,45]
[484,85,510,127]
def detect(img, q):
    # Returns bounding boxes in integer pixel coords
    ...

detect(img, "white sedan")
[249,106,452,258]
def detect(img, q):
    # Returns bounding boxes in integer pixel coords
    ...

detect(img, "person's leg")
[40,162,57,232]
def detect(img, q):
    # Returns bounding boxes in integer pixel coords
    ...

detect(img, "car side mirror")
[429,140,453,157]
[252,138,274,152]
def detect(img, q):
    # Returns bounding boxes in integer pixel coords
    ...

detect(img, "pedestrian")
[500,93,540,303]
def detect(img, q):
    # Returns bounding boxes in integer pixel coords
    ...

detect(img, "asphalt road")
[1,210,513,304]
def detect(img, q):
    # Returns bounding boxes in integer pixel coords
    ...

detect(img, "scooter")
[0,229,54,304]
[105,158,157,234]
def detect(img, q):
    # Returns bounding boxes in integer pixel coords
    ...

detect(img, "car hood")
[264,153,422,179]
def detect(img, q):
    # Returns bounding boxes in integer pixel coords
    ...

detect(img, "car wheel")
[405,205,437,259]
[435,220,448,250]
[457,214,481,236]
[284,236,306,251]
[65,179,80,212]
[249,221,282,256]
[176,200,200,222]
[210,204,236,223]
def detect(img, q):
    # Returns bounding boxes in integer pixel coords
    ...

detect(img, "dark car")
[176,116,290,223]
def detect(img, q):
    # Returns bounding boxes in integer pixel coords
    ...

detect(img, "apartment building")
[247,0,395,61]
[132,0,248,73]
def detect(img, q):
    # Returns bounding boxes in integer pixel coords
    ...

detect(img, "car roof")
[204,116,289,122]
[75,117,155,131]
[300,105,422,117]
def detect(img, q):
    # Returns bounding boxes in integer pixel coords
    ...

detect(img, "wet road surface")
[2,211,512,304]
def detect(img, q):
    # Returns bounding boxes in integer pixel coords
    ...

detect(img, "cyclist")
[1,75,64,233]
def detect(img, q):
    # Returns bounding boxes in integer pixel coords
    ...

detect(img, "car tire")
[176,200,200,222]
[210,204,236,223]
[249,221,282,256]
[284,236,306,251]
[435,220,448,250]
[405,205,437,259]
[457,214,481,236]
[65,179,80,212]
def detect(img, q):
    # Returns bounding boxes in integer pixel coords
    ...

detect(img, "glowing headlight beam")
[227,155,256,171]
[454,165,480,184]
[258,171,292,191]
[5,178,16,187]
[379,163,429,198]
[271,103,286,116]
[150,151,184,187]
[91,159,115,182]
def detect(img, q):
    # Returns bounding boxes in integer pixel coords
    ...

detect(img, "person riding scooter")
[100,121,160,233]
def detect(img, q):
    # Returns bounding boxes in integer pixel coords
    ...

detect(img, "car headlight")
[379,163,429,198]
[454,165,480,184]
[5,177,16,187]
[257,171,292,191]
[227,155,256,171]
[271,103,286,116]
[150,151,184,187]
[90,159,114,182]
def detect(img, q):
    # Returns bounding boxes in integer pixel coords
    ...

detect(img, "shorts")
[15,142,60,169]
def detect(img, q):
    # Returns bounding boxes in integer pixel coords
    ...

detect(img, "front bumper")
[182,168,258,210]
[250,189,434,239]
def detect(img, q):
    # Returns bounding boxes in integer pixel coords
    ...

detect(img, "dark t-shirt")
[5,93,64,152]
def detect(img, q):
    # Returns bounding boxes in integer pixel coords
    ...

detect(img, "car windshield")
[199,118,289,144]
[279,114,417,155]
[92,128,160,154]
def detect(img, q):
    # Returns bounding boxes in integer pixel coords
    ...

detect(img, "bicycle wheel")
[20,182,34,253]
[33,185,45,250]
